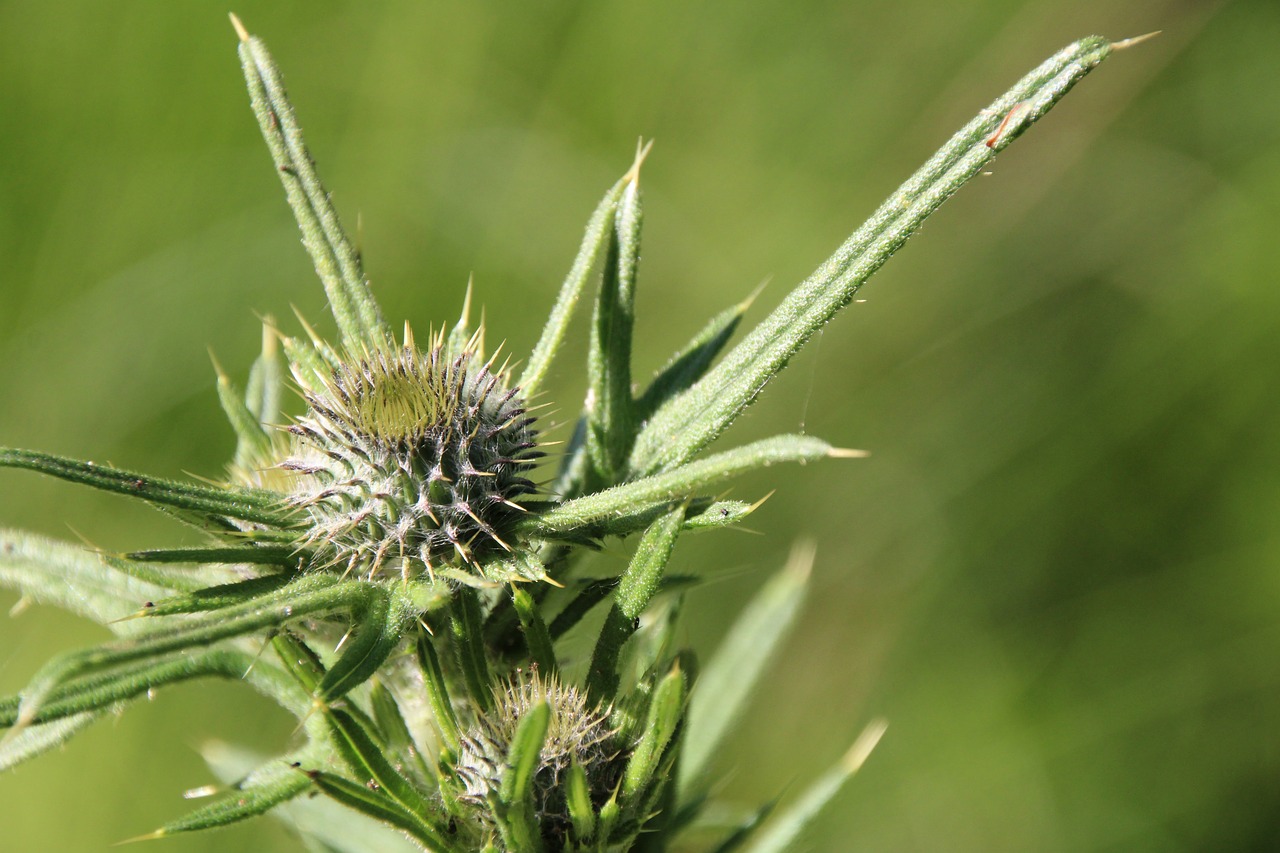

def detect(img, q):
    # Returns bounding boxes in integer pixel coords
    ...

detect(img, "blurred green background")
[2,1,1277,850]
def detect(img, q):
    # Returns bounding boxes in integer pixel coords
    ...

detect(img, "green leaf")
[273,629,327,694]
[212,352,275,471]
[511,586,558,677]
[621,664,686,803]
[317,584,407,702]
[305,768,452,851]
[0,530,175,631]
[245,319,285,427]
[0,448,293,527]
[742,720,887,853]
[136,572,298,618]
[629,37,1114,476]
[0,648,307,727]
[369,679,432,783]
[325,707,434,819]
[564,759,596,844]
[634,286,757,423]
[450,586,494,713]
[141,765,310,840]
[124,544,301,567]
[234,21,391,353]
[0,710,100,772]
[704,799,779,853]
[519,176,627,398]
[8,574,356,730]
[585,157,646,487]
[587,505,685,703]
[523,435,849,538]
[203,740,423,853]
[680,543,814,795]
[501,700,551,808]
[415,631,461,756]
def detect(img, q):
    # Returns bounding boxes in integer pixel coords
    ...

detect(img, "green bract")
[0,16,1132,853]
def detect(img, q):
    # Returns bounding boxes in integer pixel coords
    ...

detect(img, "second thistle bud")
[285,334,540,579]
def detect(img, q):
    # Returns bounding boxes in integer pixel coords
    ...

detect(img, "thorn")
[8,595,31,618]
[827,447,870,459]
[747,489,777,513]
[1111,31,1161,51]
[624,138,655,185]
[114,828,166,846]
[228,13,250,43]
[841,718,888,773]
[208,348,229,383]
[741,276,771,312]
[182,784,220,800]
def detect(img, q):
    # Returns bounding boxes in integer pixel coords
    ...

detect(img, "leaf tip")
[840,718,888,774]
[624,137,655,185]
[228,12,250,43]
[1111,31,1161,51]
[113,828,165,846]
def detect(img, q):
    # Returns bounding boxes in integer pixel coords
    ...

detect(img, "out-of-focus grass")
[1,1,1276,850]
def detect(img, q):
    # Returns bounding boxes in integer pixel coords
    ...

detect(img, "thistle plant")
[0,17,1141,852]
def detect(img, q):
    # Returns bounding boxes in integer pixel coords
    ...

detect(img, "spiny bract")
[285,329,540,581]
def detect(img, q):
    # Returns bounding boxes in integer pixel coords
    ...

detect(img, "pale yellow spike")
[228,12,250,43]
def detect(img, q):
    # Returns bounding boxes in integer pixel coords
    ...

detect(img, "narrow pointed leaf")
[523,435,841,537]
[450,586,493,713]
[622,665,686,802]
[680,544,814,794]
[493,700,550,853]
[585,170,644,486]
[415,631,461,754]
[150,767,309,838]
[705,799,779,853]
[203,740,423,853]
[246,320,285,426]
[629,37,1114,476]
[501,700,551,807]
[236,26,390,352]
[0,448,292,526]
[317,585,405,702]
[214,361,274,470]
[124,544,301,567]
[0,710,100,772]
[137,573,298,618]
[519,177,626,397]
[0,530,175,631]
[587,505,684,702]
[370,679,433,783]
[564,760,596,843]
[634,289,754,423]
[742,720,887,853]
[11,574,354,728]
[1,648,307,727]
[326,707,434,818]
[305,769,453,851]
[273,630,327,694]
[511,586,558,677]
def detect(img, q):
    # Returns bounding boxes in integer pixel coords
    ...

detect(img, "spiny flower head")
[457,670,618,845]
[285,328,541,581]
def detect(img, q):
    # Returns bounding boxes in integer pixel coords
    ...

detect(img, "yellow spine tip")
[828,447,870,459]
[228,13,250,43]
[1111,31,1161,51]
[624,138,655,185]
[841,718,888,773]
[114,829,166,846]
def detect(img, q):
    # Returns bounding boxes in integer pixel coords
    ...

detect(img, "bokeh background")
[1,1,1277,850]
